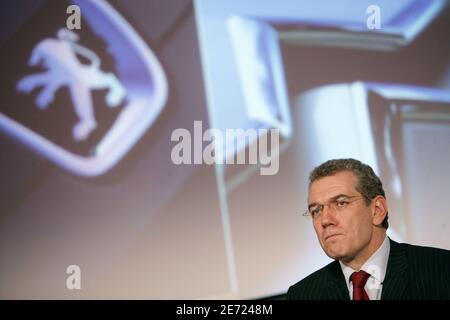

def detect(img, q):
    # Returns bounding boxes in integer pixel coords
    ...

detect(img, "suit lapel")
[325,260,350,300]
[381,239,410,300]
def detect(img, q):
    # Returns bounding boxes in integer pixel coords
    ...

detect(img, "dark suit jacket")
[287,239,450,300]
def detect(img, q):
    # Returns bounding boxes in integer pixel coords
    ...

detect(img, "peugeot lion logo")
[17,28,127,142]
[1,0,168,176]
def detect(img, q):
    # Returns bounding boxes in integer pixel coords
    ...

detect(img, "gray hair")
[309,158,389,229]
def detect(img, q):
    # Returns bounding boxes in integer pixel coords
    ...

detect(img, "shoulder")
[388,240,450,298]
[286,261,338,300]
[394,241,450,264]
[391,240,450,276]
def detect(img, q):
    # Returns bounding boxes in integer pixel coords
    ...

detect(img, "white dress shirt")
[339,235,390,300]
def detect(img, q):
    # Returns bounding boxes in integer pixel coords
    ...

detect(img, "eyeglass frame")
[302,194,368,219]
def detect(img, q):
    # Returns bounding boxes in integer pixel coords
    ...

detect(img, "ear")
[371,195,388,226]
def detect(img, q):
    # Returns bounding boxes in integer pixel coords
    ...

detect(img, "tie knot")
[350,270,370,288]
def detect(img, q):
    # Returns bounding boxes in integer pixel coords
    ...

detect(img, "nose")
[320,204,337,228]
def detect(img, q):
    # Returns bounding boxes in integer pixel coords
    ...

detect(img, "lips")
[324,234,341,241]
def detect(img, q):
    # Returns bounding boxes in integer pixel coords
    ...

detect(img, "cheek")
[348,212,372,240]
[313,221,322,236]
[313,223,325,243]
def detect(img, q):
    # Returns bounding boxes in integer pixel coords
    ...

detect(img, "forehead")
[308,171,358,202]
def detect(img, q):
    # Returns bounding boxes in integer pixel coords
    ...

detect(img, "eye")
[310,206,321,217]
[335,199,349,208]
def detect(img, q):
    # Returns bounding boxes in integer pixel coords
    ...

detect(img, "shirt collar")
[339,235,390,284]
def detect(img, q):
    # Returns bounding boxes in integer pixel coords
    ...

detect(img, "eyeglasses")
[302,195,365,219]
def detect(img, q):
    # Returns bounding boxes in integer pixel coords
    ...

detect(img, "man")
[287,158,450,300]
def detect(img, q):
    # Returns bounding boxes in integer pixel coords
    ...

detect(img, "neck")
[342,229,386,270]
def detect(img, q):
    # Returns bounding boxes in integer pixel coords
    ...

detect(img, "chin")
[323,243,346,260]
[325,250,344,260]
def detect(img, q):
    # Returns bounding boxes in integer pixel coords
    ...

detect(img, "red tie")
[350,271,370,300]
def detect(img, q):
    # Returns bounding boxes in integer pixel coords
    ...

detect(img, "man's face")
[308,171,375,263]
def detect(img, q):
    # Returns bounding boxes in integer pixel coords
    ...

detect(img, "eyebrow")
[308,193,353,209]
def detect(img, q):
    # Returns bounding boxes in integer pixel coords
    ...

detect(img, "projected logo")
[17,28,126,142]
[0,0,168,177]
